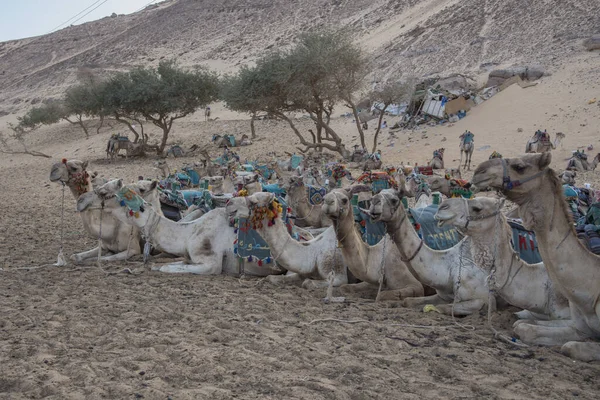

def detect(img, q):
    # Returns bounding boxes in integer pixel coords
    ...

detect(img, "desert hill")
[1,0,599,114]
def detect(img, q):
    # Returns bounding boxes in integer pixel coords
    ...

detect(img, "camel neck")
[385,205,450,288]
[332,208,361,248]
[512,173,600,296]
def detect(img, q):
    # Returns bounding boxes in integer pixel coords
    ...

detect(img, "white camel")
[471,153,600,361]
[435,197,570,320]
[95,180,279,276]
[369,189,491,315]
[229,193,347,288]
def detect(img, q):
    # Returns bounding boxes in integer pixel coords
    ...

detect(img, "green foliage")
[220,30,367,156]
[18,101,65,130]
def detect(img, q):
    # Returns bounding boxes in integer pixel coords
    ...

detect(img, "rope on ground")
[55,183,67,266]
[305,318,461,329]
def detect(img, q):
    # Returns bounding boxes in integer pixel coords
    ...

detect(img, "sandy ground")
[1,52,600,398]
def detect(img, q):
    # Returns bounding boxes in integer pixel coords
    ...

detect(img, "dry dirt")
[1,1,600,397]
[1,54,600,398]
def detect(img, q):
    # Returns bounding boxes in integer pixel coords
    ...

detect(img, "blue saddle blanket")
[409,205,463,250]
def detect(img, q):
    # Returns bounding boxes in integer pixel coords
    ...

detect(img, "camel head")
[225,196,251,220]
[369,189,403,222]
[50,159,88,183]
[559,170,576,186]
[322,189,352,221]
[471,153,552,199]
[435,197,504,234]
[427,175,449,193]
[244,192,284,228]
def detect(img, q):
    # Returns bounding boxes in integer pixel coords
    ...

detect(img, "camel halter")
[460,198,502,230]
[501,158,548,190]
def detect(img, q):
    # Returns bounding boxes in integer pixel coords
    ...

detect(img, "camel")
[427,175,472,199]
[229,193,347,288]
[445,168,461,179]
[286,176,332,228]
[96,180,279,276]
[154,160,171,179]
[321,188,425,301]
[106,136,141,160]
[435,197,570,320]
[459,131,475,170]
[566,152,599,172]
[525,131,565,153]
[50,159,149,263]
[368,189,491,315]
[559,170,577,186]
[471,153,600,361]
[428,148,445,170]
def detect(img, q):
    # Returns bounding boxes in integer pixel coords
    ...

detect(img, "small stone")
[517,128,523,132]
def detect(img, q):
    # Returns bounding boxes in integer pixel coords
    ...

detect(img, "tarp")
[422,90,446,119]
[371,102,408,116]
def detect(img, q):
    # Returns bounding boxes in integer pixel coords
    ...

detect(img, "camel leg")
[98,248,140,262]
[267,272,302,286]
[513,319,573,328]
[402,294,446,308]
[71,246,110,263]
[513,323,585,346]
[561,342,600,362]
[153,256,222,275]
[459,151,463,170]
[435,299,486,316]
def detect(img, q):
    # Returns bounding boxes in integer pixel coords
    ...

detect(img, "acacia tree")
[221,31,368,158]
[221,67,263,139]
[96,60,219,154]
[370,78,414,152]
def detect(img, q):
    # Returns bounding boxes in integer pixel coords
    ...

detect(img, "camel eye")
[342,198,348,205]
[391,198,399,205]
[511,164,527,173]
[472,206,482,213]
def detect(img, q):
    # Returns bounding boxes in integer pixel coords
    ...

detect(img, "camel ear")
[82,161,89,170]
[573,171,577,177]
[149,180,158,191]
[538,152,552,169]
[498,198,506,209]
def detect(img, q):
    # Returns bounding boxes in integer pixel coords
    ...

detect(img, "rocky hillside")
[0,0,598,115]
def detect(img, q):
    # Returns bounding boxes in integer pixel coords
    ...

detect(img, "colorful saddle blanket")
[235,197,290,264]
[290,155,304,170]
[262,183,286,197]
[308,185,327,205]
[507,219,543,264]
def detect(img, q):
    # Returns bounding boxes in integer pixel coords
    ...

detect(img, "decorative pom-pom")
[248,256,253,262]
[134,211,140,218]
[129,209,134,216]
[258,260,263,267]
[120,200,126,207]
[266,257,272,264]
[233,247,238,254]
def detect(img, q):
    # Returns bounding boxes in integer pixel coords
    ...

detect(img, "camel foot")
[153,261,221,275]
[561,341,600,362]
[514,310,550,321]
[376,290,403,302]
[513,319,573,328]
[434,299,485,316]
[514,323,584,346]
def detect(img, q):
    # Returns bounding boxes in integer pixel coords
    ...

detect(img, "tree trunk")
[348,100,366,149]
[96,115,105,135]
[371,106,387,153]
[250,112,257,139]
[114,115,141,143]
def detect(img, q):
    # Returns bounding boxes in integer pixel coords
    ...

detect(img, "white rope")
[55,183,67,267]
